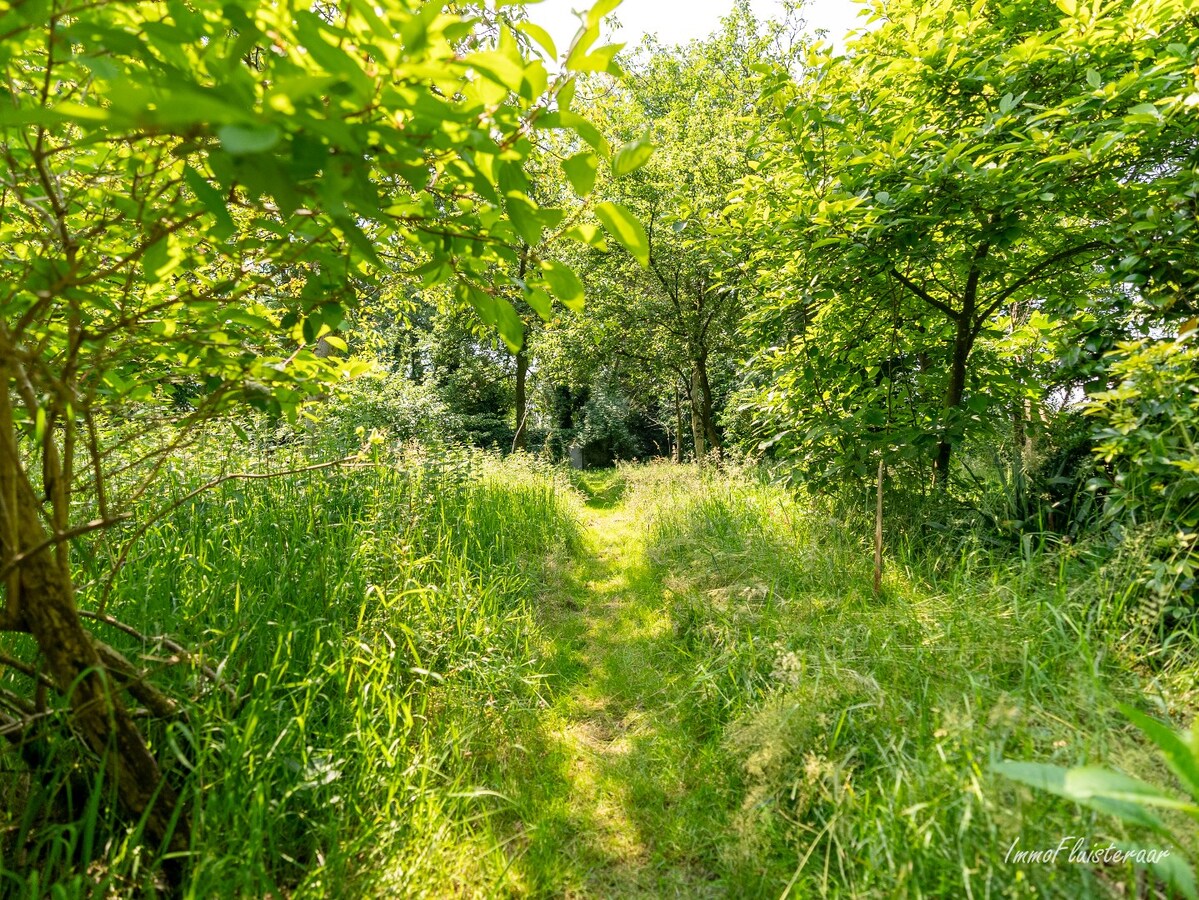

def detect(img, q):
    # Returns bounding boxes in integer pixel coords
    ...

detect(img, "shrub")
[1085,332,1199,618]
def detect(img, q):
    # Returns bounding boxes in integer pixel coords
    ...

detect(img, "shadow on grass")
[569,469,627,510]
[485,497,744,898]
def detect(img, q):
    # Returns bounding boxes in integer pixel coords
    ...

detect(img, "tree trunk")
[933,317,971,484]
[874,458,885,597]
[0,379,188,878]
[513,348,528,452]
[673,384,683,463]
[17,510,187,861]
[0,367,21,628]
[1009,300,1031,516]
[688,366,705,462]
[695,354,721,460]
[933,240,988,489]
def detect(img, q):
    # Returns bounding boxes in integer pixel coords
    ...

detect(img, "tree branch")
[974,240,1108,333]
[0,516,130,586]
[888,267,962,320]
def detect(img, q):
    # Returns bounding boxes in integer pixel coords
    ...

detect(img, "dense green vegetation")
[5,456,1195,895]
[1,0,1197,895]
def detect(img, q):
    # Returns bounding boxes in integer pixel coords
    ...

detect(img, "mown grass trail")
[18,455,1186,898]
[492,470,729,897]
[478,463,1193,899]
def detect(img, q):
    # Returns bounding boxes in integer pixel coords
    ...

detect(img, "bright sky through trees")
[532,0,867,52]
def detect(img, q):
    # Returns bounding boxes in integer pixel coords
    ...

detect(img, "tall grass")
[621,461,1195,897]
[4,454,1191,897]
[0,447,580,898]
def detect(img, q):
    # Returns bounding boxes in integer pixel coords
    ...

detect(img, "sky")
[525,0,870,55]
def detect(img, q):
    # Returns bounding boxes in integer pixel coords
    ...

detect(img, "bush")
[313,372,460,452]
[1085,332,1199,618]
[1087,332,1199,531]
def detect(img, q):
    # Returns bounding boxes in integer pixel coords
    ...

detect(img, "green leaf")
[506,194,544,246]
[1140,847,1199,900]
[1125,102,1163,123]
[467,50,526,94]
[565,0,623,71]
[493,295,525,352]
[322,335,348,353]
[183,166,235,240]
[335,217,382,268]
[524,286,553,320]
[539,259,585,311]
[517,21,557,60]
[520,59,549,101]
[457,280,521,349]
[217,124,282,155]
[142,233,184,283]
[611,134,654,177]
[556,77,577,113]
[49,100,109,122]
[1120,705,1199,802]
[558,111,610,155]
[562,151,599,197]
[993,761,1185,831]
[535,206,564,232]
[586,0,622,27]
[1109,844,1199,900]
[302,315,320,344]
[563,223,608,250]
[565,25,600,72]
[294,10,371,92]
[594,202,649,267]
[569,42,624,74]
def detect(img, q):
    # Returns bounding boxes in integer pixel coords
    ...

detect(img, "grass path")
[442,462,1188,898]
[493,471,731,897]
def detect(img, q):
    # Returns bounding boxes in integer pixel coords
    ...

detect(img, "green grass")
[606,463,1193,897]
[475,468,729,896]
[1,447,581,897]
[2,455,1194,897]
[475,462,1195,897]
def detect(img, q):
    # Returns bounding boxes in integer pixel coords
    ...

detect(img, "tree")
[0,0,636,872]
[735,0,1199,491]
[560,1,806,462]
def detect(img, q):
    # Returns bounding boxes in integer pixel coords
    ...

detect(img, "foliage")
[1082,329,1199,621]
[995,705,1199,899]
[1087,331,1199,532]
[0,0,646,879]
[734,0,1199,491]
[542,1,807,461]
[0,0,633,427]
[310,371,458,452]
[0,446,580,896]
[3,0,1199,891]
[574,368,643,462]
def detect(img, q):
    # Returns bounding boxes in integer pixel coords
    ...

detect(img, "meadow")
[5,448,1190,898]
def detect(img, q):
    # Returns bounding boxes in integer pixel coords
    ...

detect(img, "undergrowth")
[3,455,1192,897]
[623,461,1197,897]
[0,446,580,898]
